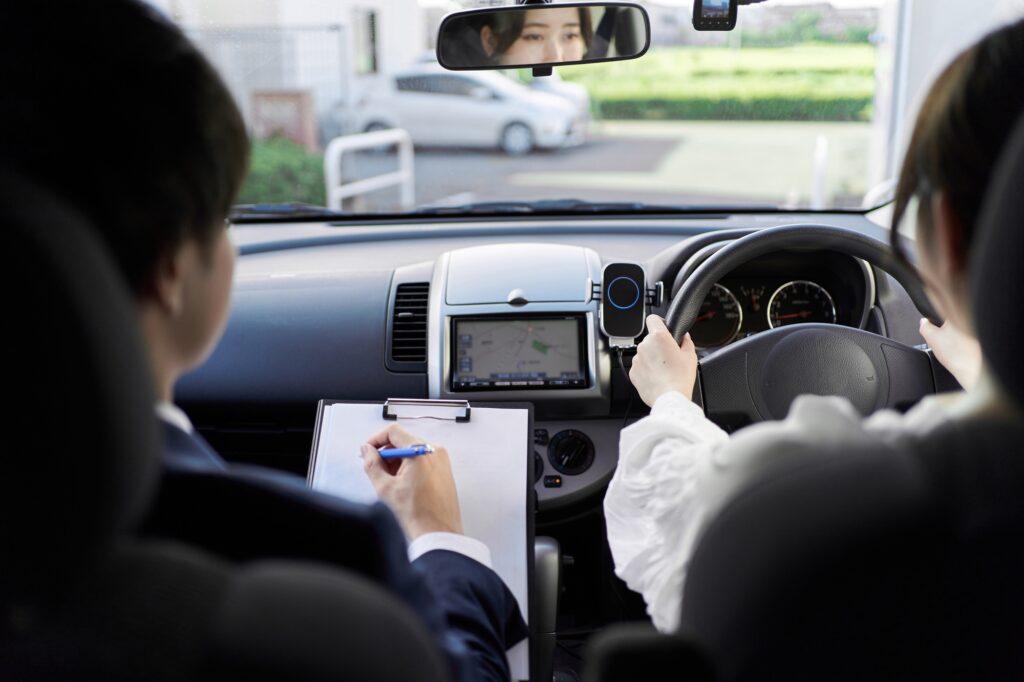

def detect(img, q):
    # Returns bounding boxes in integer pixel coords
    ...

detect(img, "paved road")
[342,120,873,211]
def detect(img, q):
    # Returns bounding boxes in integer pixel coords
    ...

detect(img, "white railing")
[862,178,897,209]
[810,134,829,210]
[323,129,415,211]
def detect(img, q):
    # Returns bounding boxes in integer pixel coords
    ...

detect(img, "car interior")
[3,0,1023,680]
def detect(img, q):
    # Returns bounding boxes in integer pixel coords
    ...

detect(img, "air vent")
[391,282,429,364]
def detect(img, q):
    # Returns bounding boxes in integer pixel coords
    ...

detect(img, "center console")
[428,243,611,411]
[416,243,658,509]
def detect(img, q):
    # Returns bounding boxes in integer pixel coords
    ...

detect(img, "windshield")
[158,0,900,214]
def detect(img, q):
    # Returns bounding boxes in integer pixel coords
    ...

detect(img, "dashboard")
[171,211,932,648]
[177,212,921,516]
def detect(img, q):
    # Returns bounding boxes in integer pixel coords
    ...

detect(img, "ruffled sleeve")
[604,391,729,632]
[605,392,898,633]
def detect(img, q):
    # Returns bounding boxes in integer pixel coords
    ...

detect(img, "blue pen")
[378,443,434,459]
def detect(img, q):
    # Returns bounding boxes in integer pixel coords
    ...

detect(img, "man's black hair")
[1,0,250,295]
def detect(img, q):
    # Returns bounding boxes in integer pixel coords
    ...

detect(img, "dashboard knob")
[547,429,595,476]
[534,451,544,483]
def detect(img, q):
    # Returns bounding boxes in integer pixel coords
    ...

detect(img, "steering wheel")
[665,224,945,426]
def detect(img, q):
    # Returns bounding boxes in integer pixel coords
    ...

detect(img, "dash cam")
[692,0,737,31]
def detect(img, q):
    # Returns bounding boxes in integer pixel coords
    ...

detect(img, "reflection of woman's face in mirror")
[481,8,588,66]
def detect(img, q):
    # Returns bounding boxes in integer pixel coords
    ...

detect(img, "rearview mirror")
[437,2,651,71]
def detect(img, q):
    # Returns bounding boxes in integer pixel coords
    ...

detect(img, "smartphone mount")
[593,264,663,349]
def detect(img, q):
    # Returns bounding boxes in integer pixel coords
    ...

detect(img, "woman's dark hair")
[891,18,1024,271]
[0,0,250,296]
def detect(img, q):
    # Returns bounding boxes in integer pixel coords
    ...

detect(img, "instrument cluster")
[687,252,870,350]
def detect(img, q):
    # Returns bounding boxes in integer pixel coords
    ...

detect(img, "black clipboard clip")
[382,398,472,423]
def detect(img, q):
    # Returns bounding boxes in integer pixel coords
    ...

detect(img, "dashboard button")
[543,475,563,488]
[534,428,549,445]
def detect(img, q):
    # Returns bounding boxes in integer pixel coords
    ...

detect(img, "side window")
[395,76,488,98]
[434,76,488,98]
[395,76,437,93]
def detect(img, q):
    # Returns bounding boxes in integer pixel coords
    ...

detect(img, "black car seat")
[584,115,1024,682]
[0,171,449,682]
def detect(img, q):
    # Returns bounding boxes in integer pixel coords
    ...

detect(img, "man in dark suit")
[148,416,527,682]
[2,2,526,680]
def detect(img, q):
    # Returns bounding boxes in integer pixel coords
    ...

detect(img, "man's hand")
[920,318,982,390]
[362,423,463,540]
[629,314,699,407]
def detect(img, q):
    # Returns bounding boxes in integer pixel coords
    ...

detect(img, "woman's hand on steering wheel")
[629,315,698,407]
[919,318,982,390]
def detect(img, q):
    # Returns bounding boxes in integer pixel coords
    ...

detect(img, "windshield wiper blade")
[231,199,785,223]
[415,199,655,215]
[230,202,350,222]
[414,199,776,216]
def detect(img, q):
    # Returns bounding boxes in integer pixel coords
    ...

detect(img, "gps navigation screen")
[452,316,588,390]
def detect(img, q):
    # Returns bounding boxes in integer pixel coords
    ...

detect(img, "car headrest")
[0,170,160,602]
[679,419,1024,681]
[971,113,1024,407]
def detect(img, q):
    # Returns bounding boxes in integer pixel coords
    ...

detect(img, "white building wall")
[887,0,1024,181]
[144,0,428,141]
[163,0,282,25]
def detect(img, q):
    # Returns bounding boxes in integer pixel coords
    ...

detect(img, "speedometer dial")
[768,281,836,328]
[691,284,743,348]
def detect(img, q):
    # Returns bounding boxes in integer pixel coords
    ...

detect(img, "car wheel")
[363,121,392,154]
[500,123,533,156]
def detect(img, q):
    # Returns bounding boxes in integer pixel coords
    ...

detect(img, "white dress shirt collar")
[155,402,194,434]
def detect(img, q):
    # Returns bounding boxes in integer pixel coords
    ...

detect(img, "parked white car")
[353,66,587,155]
[526,71,593,124]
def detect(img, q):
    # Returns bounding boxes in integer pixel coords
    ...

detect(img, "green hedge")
[236,136,325,206]
[559,45,876,122]
[594,96,872,122]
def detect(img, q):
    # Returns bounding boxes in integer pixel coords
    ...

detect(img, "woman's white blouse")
[604,390,955,632]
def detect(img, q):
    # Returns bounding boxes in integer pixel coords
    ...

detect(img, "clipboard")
[307,398,535,682]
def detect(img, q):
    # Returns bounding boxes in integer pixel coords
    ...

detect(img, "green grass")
[557,44,876,121]
[236,137,325,206]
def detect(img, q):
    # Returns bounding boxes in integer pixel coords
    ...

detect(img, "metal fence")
[184,25,351,144]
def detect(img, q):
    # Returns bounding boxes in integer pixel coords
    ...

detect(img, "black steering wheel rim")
[664,224,945,426]
[666,223,940,341]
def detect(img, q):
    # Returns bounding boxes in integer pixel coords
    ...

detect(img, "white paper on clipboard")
[308,400,531,680]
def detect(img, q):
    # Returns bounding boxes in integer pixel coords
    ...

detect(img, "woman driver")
[480,6,594,66]
[604,17,1024,633]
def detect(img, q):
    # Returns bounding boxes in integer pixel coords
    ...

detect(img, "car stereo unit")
[450,315,589,391]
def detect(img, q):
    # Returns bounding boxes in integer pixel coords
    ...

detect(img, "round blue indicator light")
[607,276,641,310]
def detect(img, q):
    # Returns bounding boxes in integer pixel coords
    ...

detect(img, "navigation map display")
[451,316,588,391]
